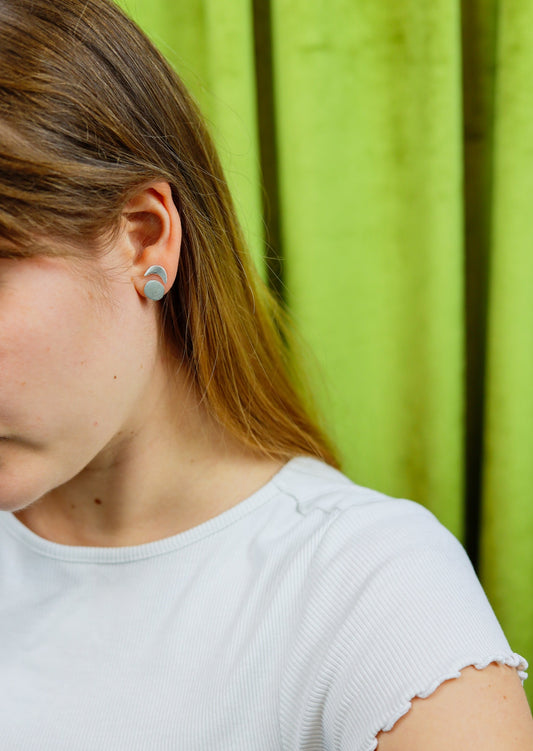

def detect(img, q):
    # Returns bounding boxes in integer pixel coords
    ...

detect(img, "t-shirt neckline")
[0,457,304,564]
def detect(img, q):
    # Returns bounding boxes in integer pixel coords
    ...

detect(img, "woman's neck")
[13,364,285,547]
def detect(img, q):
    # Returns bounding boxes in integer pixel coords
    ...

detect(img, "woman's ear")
[123,181,182,300]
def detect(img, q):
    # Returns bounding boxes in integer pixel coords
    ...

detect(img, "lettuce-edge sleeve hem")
[362,652,529,751]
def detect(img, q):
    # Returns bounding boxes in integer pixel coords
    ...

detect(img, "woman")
[0,0,531,748]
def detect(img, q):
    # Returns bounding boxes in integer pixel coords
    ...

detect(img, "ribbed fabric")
[0,457,527,750]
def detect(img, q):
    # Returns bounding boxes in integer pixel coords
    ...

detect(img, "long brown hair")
[0,0,340,468]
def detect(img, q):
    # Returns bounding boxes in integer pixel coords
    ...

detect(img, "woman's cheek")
[0,312,81,438]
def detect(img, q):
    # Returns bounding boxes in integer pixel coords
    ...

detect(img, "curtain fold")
[270,0,465,539]
[480,0,533,697]
[117,0,532,707]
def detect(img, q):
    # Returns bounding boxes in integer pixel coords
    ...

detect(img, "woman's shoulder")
[271,455,447,550]
[272,457,477,612]
[274,458,528,751]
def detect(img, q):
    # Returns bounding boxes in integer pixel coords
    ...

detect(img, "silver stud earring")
[143,266,168,301]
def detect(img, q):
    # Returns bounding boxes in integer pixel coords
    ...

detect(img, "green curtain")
[118,0,533,706]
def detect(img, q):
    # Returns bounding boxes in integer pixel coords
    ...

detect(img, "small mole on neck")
[94,498,103,505]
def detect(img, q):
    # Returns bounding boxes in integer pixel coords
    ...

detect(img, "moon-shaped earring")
[143,266,168,301]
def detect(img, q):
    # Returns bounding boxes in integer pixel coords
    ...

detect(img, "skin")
[0,182,283,546]
[376,663,533,750]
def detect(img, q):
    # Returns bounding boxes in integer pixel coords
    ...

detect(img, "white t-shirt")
[0,457,527,750]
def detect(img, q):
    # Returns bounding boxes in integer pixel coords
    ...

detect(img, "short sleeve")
[278,498,528,751]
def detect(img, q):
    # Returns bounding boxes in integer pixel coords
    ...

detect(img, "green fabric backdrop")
[118,0,532,706]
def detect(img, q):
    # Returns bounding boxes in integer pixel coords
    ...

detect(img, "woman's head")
[0,0,340,481]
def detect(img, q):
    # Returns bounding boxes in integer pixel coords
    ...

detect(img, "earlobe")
[124,182,181,301]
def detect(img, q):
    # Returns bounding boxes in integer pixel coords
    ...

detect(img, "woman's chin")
[0,455,55,513]
[0,484,44,514]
